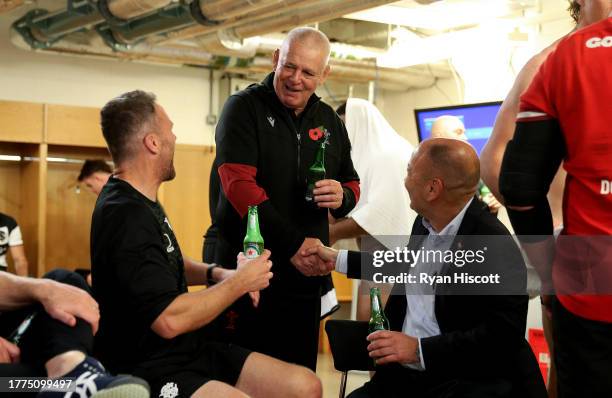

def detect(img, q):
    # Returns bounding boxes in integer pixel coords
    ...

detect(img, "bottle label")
[244,243,261,259]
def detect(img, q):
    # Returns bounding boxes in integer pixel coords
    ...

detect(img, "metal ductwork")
[12,0,173,49]
[7,0,454,90]
[199,0,282,21]
[228,0,397,39]
[191,0,397,58]
[11,0,284,50]
[151,0,320,45]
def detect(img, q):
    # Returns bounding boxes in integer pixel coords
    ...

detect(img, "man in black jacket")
[215,27,360,370]
[307,139,543,397]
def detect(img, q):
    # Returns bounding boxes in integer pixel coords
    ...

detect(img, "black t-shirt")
[91,177,199,373]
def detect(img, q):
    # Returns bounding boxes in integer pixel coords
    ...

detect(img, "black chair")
[325,320,375,398]
[326,320,547,398]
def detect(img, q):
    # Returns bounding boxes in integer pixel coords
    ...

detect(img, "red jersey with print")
[518,17,612,322]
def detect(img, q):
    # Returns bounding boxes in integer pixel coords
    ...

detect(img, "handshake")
[290,237,340,277]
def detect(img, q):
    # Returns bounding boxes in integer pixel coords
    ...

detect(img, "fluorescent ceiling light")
[0,155,22,161]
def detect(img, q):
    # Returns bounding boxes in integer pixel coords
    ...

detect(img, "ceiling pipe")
[106,0,172,20]
[11,0,282,50]
[100,0,298,49]
[191,0,396,56]
[233,0,397,38]
[151,0,332,45]
[199,0,282,21]
[10,29,451,91]
[97,3,195,49]
[11,0,173,49]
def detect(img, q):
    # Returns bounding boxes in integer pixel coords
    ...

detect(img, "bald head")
[430,115,467,141]
[281,27,331,67]
[414,138,479,202]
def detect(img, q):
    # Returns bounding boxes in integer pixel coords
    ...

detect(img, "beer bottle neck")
[371,294,382,314]
[248,212,260,233]
[313,144,325,168]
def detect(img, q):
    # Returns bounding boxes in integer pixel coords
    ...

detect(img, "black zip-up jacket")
[215,73,360,295]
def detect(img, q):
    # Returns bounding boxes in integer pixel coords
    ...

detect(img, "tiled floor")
[317,353,370,398]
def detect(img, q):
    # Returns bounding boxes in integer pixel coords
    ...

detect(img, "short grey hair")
[282,27,331,67]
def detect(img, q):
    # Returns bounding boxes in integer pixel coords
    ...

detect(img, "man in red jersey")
[500,1,612,397]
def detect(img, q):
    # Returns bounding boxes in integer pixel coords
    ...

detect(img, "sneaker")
[38,356,150,398]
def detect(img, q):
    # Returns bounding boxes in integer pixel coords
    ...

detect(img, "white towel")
[345,98,417,249]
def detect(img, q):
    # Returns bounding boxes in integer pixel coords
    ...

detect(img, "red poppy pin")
[309,126,329,142]
[309,127,324,141]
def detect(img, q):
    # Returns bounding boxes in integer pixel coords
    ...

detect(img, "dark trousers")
[221,286,321,371]
[348,365,513,398]
[553,298,612,398]
[0,269,93,376]
[252,289,321,370]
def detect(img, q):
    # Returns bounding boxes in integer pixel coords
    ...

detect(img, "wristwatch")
[206,263,218,285]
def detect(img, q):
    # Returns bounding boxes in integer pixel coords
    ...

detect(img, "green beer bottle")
[368,287,390,333]
[305,142,326,202]
[244,205,264,259]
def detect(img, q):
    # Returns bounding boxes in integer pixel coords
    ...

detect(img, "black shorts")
[137,341,251,398]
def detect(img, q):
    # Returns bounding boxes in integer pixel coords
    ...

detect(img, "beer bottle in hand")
[244,205,264,259]
[369,287,390,367]
[305,142,326,202]
[368,287,390,333]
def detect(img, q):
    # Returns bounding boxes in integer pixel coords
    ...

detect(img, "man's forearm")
[151,275,247,339]
[184,257,228,286]
[9,246,29,277]
[0,273,41,311]
[330,218,366,244]
[13,259,28,277]
[184,257,208,286]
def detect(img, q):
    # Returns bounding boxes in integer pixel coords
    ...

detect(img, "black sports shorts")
[138,341,251,398]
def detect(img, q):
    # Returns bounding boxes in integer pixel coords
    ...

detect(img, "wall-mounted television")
[414,101,502,155]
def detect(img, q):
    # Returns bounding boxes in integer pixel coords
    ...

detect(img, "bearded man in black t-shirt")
[92,90,322,398]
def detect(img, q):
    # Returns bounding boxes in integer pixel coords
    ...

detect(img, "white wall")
[0,16,218,146]
[376,76,462,145]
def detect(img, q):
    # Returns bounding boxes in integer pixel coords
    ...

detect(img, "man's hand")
[0,337,20,364]
[481,192,502,214]
[291,238,334,276]
[367,330,419,366]
[37,279,100,335]
[235,250,273,300]
[301,244,338,266]
[314,179,343,209]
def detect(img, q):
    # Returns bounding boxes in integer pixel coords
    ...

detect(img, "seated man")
[77,159,112,196]
[307,138,539,398]
[92,90,322,398]
[0,212,29,276]
[0,270,149,397]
